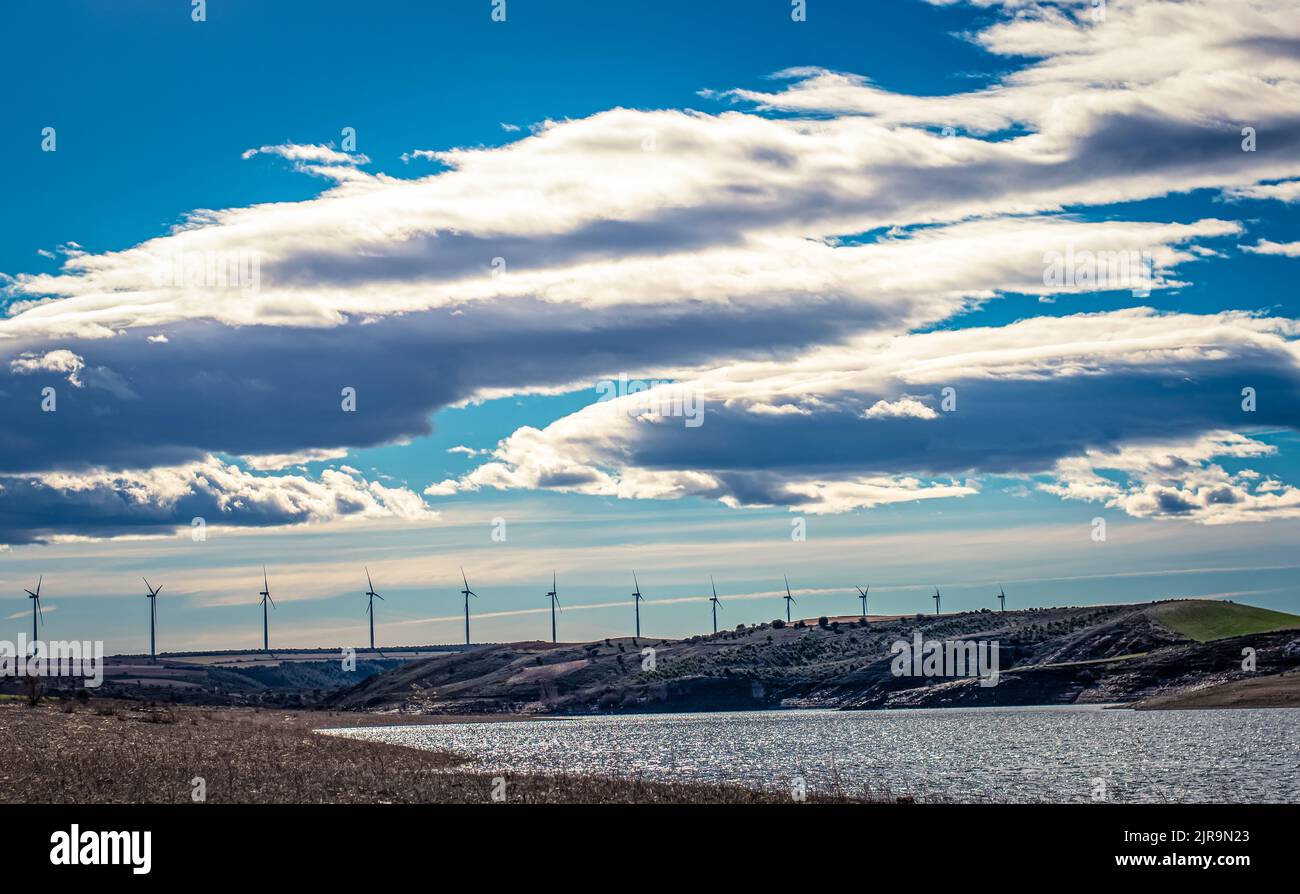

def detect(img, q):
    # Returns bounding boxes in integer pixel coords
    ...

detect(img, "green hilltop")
[1148,600,1300,643]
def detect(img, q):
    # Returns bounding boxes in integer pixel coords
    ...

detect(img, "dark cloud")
[625,359,1300,489]
[0,294,900,477]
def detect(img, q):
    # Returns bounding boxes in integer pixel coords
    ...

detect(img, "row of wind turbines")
[16,570,1009,658]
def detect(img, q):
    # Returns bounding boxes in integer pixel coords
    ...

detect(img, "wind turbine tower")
[143,578,162,659]
[709,577,722,634]
[23,577,44,643]
[933,587,942,615]
[258,566,275,651]
[856,585,869,620]
[998,586,1006,613]
[546,572,560,643]
[364,567,384,650]
[460,568,478,645]
[632,572,644,638]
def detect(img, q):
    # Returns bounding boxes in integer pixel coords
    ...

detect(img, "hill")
[324,599,1300,715]
[0,646,472,707]
[1148,600,1300,642]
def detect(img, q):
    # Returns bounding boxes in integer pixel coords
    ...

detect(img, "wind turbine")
[460,567,477,645]
[933,587,942,615]
[998,586,1006,613]
[709,577,722,634]
[364,567,384,650]
[856,585,869,620]
[632,571,644,638]
[457,569,478,647]
[23,576,44,643]
[143,578,162,659]
[258,566,275,651]
[783,575,797,623]
[545,571,560,643]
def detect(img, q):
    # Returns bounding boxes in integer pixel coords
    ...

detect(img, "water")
[323,705,1300,803]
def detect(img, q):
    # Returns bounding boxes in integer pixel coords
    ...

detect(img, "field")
[1135,669,1300,710]
[0,700,860,804]
[1149,601,1300,643]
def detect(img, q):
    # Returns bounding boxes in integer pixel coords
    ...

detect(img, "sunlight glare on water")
[323,706,1300,803]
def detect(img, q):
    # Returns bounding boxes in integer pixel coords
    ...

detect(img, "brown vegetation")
[0,700,856,804]
[1134,669,1300,710]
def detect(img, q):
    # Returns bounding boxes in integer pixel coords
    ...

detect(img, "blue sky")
[2,0,1299,652]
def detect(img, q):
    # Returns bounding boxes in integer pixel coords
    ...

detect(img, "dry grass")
[0,701,865,804]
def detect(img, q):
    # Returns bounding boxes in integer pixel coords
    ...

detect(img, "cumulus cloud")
[0,0,1298,539]
[0,457,434,545]
[1223,180,1300,203]
[9,349,85,386]
[864,397,939,420]
[1241,239,1300,258]
[1040,433,1300,524]
[242,449,351,471]
[439,310,1300,516]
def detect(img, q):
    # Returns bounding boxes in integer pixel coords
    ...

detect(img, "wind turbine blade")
[376,593,385,600]
[461,567,470,591]
[36,576,42,597]
[155,587,162,597]
[366,567,374,592]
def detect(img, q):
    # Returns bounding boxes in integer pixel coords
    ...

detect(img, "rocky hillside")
[325,599,1300,715]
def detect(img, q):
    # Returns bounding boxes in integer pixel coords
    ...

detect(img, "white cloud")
[0,0,1298,539]
[0,457,435,544]
[1223,180,1300,203]
[441,309,1300,517]
[241,143,369,166]
[241,448,350,471]
[864,397,938,420]
[9,349,85,386]
[1040,433,1300,524]
[1241,239,1300,258]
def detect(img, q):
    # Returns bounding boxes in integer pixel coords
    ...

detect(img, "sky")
[1,0,1299,653]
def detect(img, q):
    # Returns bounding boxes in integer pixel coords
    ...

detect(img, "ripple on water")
[321,705,1300,803]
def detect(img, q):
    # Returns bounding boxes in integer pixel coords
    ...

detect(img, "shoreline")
[0,700,858,805]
